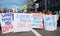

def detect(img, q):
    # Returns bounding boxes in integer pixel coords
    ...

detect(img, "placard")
[44,15,57,31]
[13,13,32,32]
[32,13,43,29]
[1,13,13,34]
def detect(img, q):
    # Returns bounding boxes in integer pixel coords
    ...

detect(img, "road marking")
[31,29,42,36]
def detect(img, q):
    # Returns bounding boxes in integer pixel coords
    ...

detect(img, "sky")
[0,0,27,10]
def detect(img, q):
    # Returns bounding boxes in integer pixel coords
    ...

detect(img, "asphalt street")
[0,27,60,36]
[0,31,35,36]
[34,27,60,36]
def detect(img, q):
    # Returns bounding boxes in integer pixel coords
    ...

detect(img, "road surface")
[0,27,60,36]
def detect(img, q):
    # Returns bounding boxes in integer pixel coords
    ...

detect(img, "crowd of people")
[0,8,59,15]
[0,9,60,30]
[29,10,59,15]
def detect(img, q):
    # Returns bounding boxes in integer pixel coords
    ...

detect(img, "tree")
[26,0,34,12]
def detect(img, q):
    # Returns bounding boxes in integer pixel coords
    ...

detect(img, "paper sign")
[32,13,43,29]
[13,13,32,32]
[44,15,57,31]
[1,13,13,34]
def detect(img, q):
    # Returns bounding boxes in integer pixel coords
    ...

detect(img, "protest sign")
[1,13,13,34]
[13,13,32,32]
[44,15,57,31]
[32,13,43,29]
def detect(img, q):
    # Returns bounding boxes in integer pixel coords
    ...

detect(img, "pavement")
[0,27,60,36]
[0,31,35,36]
[34,27,60,36]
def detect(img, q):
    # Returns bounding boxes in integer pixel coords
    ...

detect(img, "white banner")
[0,13,58,33]
[32,13,43,29]
[44,15,57,31]
[1,13,13,34]
[13,13,32,32]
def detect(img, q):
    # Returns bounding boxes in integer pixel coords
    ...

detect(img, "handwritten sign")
[44,15,57,31]
[32,13,43,29]
[1,13,13,34]
[13,13,32,32]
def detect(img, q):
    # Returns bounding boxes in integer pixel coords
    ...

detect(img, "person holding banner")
[46,10,52,15]
[54,11,59,20]
[54,11,59,26]
[39,10,45,15]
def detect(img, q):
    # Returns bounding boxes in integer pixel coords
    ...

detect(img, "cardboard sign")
[44,15,57,31]
[13,13,32,32]
[1,13,13,34]
[32,13,43,29]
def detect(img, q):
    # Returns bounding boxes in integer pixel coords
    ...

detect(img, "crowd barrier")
[0,13,58,34]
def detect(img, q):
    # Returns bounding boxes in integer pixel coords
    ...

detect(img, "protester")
[0,26,1,30]
[39,11,43,14]
[58,10,60,26]
[54,11,58,15]
[22,9,27,13]
[29,10,34,13]
[41,10,45,15]
[29,11,33,13]
[54,11,59,20]
[46,10,52,15]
